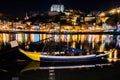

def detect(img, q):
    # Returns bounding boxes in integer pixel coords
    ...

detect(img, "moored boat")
[19,48,110,62]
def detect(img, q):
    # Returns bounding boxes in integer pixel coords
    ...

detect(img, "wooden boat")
[19,48,110,62]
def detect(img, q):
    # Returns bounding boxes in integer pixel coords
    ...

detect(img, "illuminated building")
[50,4,64,12]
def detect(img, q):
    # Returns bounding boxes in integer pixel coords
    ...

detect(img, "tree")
[106,14,120,26]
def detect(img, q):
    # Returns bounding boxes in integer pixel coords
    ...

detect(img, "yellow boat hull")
[19,49,40,61]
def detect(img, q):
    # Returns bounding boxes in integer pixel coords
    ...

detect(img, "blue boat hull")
[40,54,108,62]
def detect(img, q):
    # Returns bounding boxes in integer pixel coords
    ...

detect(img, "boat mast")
[58,0,61,32]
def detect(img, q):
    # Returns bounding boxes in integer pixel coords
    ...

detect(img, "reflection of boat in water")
[20,61,40,73]
[20,61,112,80]
[21,61,111,73]
[19,48,110,62]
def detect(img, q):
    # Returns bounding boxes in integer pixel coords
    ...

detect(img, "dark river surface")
[0,33,120,80]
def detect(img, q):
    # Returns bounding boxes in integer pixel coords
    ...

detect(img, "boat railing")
[41,52,65,55]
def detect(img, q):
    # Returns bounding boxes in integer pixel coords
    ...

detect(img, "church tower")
[24,12,29,20]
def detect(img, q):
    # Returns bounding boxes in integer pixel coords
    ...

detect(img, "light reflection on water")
[0,33,120,80]
[0,33,117,49]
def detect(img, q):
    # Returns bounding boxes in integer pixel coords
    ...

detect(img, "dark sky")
[0,0,120,17]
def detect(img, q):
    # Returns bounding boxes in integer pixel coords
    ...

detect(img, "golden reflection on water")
[80,35,85,43]
[0,33,113,50]
[108,49,118,62]
[3,33,9,43]
[71,41,76,48]
[16,34,23,43]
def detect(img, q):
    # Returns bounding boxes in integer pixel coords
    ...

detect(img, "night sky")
[0,0,120,17]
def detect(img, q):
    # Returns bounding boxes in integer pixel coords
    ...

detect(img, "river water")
[0,33,120,80]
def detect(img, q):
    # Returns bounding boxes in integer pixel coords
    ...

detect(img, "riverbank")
[0,29,119,34]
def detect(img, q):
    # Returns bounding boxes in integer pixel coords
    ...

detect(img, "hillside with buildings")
[0,4,120,32]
